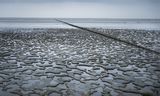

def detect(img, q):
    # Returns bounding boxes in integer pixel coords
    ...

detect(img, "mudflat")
[0,28,160,96]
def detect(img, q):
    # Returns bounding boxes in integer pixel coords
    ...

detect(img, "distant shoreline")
[0,17,160,20]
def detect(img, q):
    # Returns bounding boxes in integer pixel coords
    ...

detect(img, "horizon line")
[0,17,160,20]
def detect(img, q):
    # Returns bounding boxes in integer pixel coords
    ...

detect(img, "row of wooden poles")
[55,19,160,56]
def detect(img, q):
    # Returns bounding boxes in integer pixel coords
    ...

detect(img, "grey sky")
[0,0,160,18]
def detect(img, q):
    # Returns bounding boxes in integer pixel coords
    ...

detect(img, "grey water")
[0,18,160,30]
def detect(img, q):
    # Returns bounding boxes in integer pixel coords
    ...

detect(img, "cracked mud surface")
[0,28,160,96]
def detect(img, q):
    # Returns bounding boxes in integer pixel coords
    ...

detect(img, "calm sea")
[0,18,160,30]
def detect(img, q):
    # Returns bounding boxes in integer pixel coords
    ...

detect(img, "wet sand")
[0,28,160,96]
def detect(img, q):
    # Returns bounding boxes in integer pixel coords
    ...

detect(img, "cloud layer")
[0,0,159,18]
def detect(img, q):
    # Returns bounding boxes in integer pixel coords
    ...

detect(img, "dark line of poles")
[55,19,160,55]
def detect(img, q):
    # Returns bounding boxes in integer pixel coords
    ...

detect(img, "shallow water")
[0,18,160,30]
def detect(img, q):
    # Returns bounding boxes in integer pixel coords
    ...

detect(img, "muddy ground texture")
[0,28,160,96]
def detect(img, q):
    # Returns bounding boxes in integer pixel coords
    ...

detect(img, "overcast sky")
[0,0,160,18]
